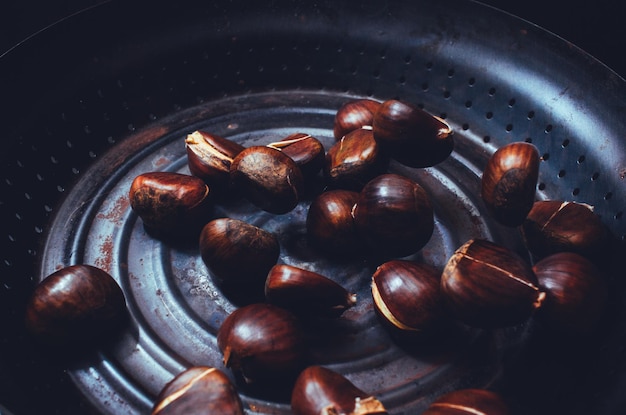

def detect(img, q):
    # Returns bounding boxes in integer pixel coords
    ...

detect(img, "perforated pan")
[1,1,625,414]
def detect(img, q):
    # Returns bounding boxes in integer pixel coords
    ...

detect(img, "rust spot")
[95,234,114,273]
[97,195,131,226]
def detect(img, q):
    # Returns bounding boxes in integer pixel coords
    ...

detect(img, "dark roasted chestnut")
[267,133,325,180]
[217,303,306,384]
[265,264,357,317]
[352,173,434,259]
[152,366,244,415]
[129,171,211,237]
[333,99,382,140]
[230,145,305,214]
[441,239,545,328]
[422,388,510,415]
[521,200,610,262]
[306,189,362,256]
[372,99,453,168]
[371,260,445,335]
[325,128,389,190]
[199,218,280,305]
[185,130,245,189]
[291,366,388,415]
[480,142,539,227]
[25,264,126,347]
[533,252,608,335]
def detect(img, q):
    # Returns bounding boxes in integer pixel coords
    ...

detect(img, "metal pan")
[1,0,624,414]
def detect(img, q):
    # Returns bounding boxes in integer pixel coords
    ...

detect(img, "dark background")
[1,0,625,78]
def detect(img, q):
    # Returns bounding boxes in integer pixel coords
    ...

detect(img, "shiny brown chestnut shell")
[152,366,244,415]
[128,171,211,237]
[521,200,610,262]
[217,303,306,384]
[372,99,454,168]
[480,141,540,227]
[324,128,389,191]
[422,388,510,415]
[533,252,608,335]
[306,189,362,256]
[352,173,434,259]
[230,145,304,214]
[291,366,388,415]
[267,132,325,180]
[333,99,382,140]
[185,130,245,189]
[371,260,445,335]
[24,264,126,347]
[441,239,545,328]
[265,264,357,317]
[199,218,280,305]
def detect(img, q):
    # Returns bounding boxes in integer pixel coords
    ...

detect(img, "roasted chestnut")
[199,218,280,305]
[372,99,453,168]
[371,260,445,335]
[352,173,434,259]
[324,128,389,190]
[422,388,510,415]
[480,141,539,227]
[217,303,306,384]
[333,99,382,140]
[152,366,244,415]
[533,252,608,335]
[305,189,362,256]
[267,133,325,180]
[521,200,610,262]
[129,171,211,237]
[291,366,388,415]
[265,264,357,317]
[24,264,126,347]
[185,130,245,189]
[230,145,305,214]
[441,239,545,328]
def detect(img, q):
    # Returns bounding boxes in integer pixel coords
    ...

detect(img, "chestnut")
[291,365,388,415]
[521,200,610,262]
[24,264,126,347]
[217,303,306,384]
[333,99,382,140]
[441,239,545,328]
[152,366,244,415]
[265,264,357,318]
[372,99,454,168]
[352,173,434,259]
[533,252,608,335]
[480,142,539,227]
[305,189,362,256]
[230,145,304,214]
[324,128,389,190]
[199,218,280,305]
[129,171,211,237]
[185,130,245,189]
[371,260,445,335]
[267,132,325,180]
[422,388,510,415]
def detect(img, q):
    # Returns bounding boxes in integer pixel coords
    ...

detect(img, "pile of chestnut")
[24,98,612,415]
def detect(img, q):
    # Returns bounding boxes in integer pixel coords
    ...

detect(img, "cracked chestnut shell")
[152,366,244,415]
[217,303,306,384]
[353,173,434,259]
[265,264,357,318]
[230,145,304,214]
[441,239,545,328]
[533,252,608,335]
[199,218,280,305]
[333,99,382,140]
[267,133,325,180]
[25,264,126,347]
[372,99,454,168]
[481,142,539,227]
[185,130,245,189]
[422,389,510,415]
[291,366,388,415]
